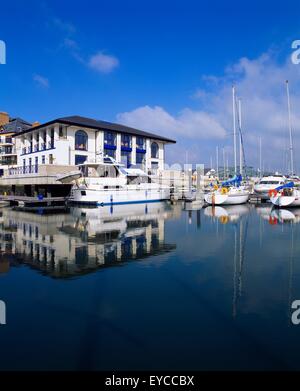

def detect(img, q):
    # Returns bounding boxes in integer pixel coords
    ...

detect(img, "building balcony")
[21,141,54,155]
[136,147,146,154]
[104,143,117,150]
[8,164,39,175]
[0,140,14,146]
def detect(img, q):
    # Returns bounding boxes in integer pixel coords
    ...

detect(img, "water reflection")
[2,202,300,370]
[204,204,250,224]
[0,202,177,277]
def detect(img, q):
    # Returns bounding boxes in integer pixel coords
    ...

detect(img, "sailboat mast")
[286,80,294,175]
[223,147,226,180]
[238,99,243,175]
[232,85,237,174]
[216,146,219,179]
[259,137,262,178]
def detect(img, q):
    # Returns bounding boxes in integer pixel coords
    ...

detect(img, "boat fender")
[268,189,278,198]
[213,184,218,190]
[221,187,228,195]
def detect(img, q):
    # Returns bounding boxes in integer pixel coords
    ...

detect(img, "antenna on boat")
[286,80,294,175]
[232,85,237,174]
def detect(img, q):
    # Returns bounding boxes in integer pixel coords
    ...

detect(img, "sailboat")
[205,86,250,205]
[270,81,298,208]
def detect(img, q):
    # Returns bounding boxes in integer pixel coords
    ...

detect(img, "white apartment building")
[15,115,176,173]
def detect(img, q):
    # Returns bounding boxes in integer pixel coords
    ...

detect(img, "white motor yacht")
[57,156,170,206]
[253,174,286,200]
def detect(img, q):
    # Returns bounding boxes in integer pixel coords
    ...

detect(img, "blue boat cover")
[275,181,294,191]
[222,174,242,187]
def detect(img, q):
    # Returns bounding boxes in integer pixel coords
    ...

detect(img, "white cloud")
[88,52,119,74]
[117,106,226,140]
[117,50,300,172]
[33,74,49,89]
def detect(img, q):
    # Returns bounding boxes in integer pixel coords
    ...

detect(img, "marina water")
[1,202,300,370]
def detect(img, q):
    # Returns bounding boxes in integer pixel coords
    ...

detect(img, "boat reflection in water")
[204,204,250,224]
[255,203,300,225]
[269,208,300,224]
[0,202,176,277]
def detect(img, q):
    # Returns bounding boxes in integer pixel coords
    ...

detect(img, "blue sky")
[2,0,300,170]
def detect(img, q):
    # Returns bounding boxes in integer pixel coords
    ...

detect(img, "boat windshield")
[80,164,119,178]
[127,175,151,185]
[259,181,282,185]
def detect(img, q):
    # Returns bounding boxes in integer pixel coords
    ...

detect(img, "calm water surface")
[1,202,300,370]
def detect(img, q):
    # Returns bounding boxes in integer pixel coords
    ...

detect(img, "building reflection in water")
[0,202,177,278]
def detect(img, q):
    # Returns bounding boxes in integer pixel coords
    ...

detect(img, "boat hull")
[270,194,300,207]
[204,192,249,205]
[70,187,170,206]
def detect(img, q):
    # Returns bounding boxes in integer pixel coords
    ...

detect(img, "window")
[59,125,66,138]
[121,134,132,148]
[49,128,55,149]
[75,130,88,151]
[121,150,131,168]
[42,155,45,164]
[104,131,116,146]
[29,158,32,166]
[23,159,26,168]
[75,155,87,165]
[136,152,145,165]
[151,142,159,158]
[104,149,116,159]
[49,154,53,164]
[35,157,38,167]
[136,137,145,149]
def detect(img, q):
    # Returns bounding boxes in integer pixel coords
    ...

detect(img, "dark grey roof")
[15,115,176,143]
[1,118,32,134]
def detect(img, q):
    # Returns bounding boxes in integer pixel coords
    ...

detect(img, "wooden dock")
[0,195,68,209]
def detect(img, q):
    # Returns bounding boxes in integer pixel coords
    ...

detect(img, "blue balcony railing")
[8,164,38,176]
[48,140,54,149]
[34,144,39,152]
